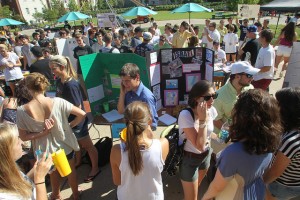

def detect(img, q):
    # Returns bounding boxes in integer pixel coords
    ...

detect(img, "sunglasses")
[239,73,253,78]
[200,93,218,101]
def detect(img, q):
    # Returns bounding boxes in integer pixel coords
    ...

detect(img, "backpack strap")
[183,107,195,121]
[109,47,115,53]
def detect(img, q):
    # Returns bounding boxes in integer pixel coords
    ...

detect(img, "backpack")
[84,136,113,167]
[163,108,194,176]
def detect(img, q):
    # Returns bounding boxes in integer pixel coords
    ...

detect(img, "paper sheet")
[182,63,200,73]
[150,52,158,64]
[102,109,124,122]
[205,63,213,82]
[150,63,161,86]
[110,74,121,88]
[87,85,104,103]
[159,114,177,125]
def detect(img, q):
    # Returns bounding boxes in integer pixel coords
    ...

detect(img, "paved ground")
[19,16,288,199]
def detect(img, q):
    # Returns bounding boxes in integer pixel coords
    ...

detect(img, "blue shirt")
[124,82,158,128]
[217,142,272,200]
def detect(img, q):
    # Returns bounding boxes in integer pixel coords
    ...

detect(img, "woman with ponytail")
[16,73,86,200]
[110,101,169,200]
[49,55,100,183]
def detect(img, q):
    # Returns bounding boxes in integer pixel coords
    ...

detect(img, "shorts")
[66,151,75,160]
[179,147,213,182]
[276,45,292,57]
[269,181,300,200]
[252,79,272,90]
[72,126,89,140]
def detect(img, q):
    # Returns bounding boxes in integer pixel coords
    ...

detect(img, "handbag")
[163,108,194,176]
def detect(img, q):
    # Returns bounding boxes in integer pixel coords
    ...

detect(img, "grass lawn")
[123,11,233,21]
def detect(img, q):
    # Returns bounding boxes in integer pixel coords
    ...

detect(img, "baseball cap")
[134,26,144,33]
[143,32,152,40]
[231,61,260,75]
[247,25,258,33]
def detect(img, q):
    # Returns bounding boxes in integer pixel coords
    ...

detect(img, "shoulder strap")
[109,47,115,53]
[183,107,195,121]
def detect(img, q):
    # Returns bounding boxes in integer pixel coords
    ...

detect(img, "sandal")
[84,170,102,183]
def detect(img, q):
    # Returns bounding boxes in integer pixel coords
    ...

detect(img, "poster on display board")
[80,53,150,115]
[145,50,163,111]
[159,47,205,107]
[56,37,90,72]
[282,42,300,88]
[97,13,118,28]
[238,4,260,19]
[205,48,215,82]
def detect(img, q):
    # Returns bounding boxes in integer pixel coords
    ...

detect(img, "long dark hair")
[230,89,282,154]
[281,22,296,42]
[275,87,300,132]
[124,101,152,176]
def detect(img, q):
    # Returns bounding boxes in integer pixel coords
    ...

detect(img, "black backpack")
[164,108,194,176]
[84,137,112,167]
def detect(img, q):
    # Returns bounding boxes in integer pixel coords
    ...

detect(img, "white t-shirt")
[215,48,226,64]
[150,35,160,45]
[207,30,221,49]
[155,28,161,36]
[21,43,36,67]
[223,33,239,53]
[0,52,23,81]
[166,34,173,43]
[178,107,218,154]
[254,44,275,81]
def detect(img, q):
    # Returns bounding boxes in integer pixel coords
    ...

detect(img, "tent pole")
[274,12,281,37]
[189,12,190,24]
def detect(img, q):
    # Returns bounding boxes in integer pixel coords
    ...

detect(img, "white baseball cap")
[231,61,260,75]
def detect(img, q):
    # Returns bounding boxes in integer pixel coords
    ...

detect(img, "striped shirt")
[276,130,300,186]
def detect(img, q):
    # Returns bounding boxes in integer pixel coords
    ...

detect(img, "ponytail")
[65,57,78,80]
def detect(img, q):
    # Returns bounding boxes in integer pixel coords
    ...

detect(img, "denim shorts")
[269,181,300,200]
[72,127,89,140]
[179,147,213,182]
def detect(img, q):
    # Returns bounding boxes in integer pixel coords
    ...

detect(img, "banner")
[238,4,260,19]
[97,13,117,28]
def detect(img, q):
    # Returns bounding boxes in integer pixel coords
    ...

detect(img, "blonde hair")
[124,102,152,175]
[0,123,32,198]
[49,55,78,79]
[0,44,8,50]
[25,72,50,93]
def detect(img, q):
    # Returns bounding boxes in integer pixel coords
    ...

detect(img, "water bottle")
[218,120,230,144]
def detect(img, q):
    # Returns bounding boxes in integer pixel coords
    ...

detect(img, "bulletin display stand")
[79,48,214,138]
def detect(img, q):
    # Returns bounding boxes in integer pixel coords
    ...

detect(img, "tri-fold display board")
[80,47,214,115]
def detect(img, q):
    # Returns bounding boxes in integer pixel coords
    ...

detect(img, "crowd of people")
[0,13,299,200]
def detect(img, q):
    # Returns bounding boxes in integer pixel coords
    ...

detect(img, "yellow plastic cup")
[119,128,127,142]
[51,149,72,177]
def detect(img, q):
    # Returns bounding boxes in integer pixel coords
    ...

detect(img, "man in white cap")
[134,32,154,57]
[213,61,259,131]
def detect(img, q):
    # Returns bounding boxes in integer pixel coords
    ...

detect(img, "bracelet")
[34,181,45,185]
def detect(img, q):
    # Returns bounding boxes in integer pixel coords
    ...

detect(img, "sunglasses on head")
[239,73,253,78]
[200,93,218,101]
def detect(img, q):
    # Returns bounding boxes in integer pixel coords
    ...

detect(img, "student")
[172,21,195,48]
[111,101,169,200]
[0,123,53,200]
[203,89,282,200]
[49,55,100,183]
[117,63,158,130]
[223,24,238,62]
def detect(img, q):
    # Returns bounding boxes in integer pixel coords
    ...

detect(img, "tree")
[33,12,44,23]
[0,5,12,18]
[68,0,79,12]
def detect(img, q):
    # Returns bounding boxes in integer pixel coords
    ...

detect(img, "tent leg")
[189,12,190,24]
[275,12,281,37]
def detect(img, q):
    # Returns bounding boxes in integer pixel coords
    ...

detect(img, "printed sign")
[97,13,117,28]
[238,4,260,19]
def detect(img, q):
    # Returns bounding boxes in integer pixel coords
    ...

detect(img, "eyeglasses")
[200,93,218,101]
[239,73,253,78]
